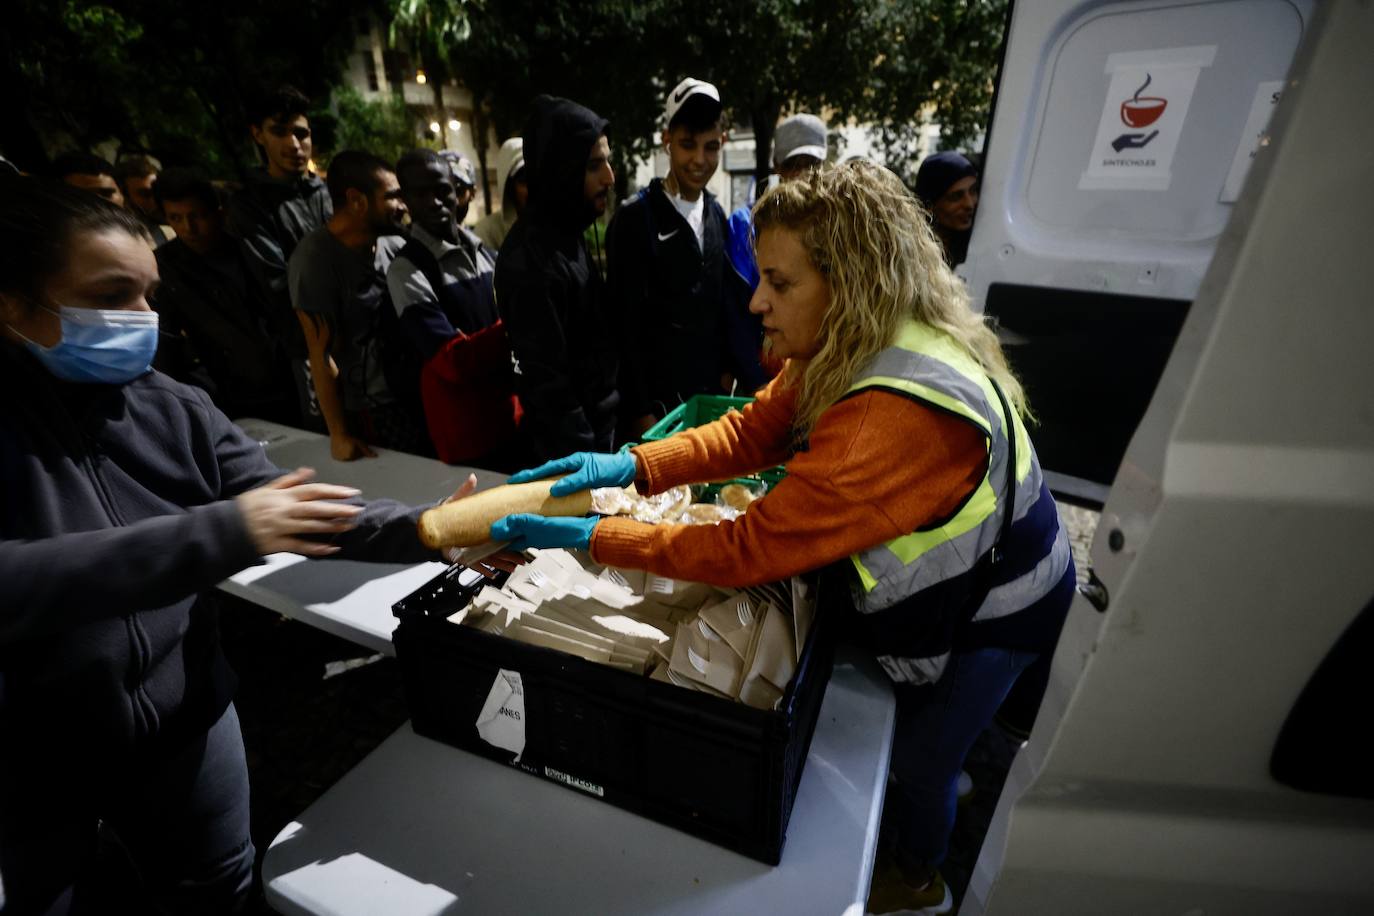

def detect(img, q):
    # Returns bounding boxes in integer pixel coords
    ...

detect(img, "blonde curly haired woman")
[495,161,1074,914]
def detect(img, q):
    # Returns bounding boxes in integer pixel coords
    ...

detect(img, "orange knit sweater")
[590,369,987,586]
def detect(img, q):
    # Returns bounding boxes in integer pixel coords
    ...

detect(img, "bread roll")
[680,503,731,525]
[417,478,593,549]
[719,483,759,511]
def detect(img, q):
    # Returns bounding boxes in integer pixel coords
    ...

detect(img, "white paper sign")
[1220,80,1284,203]
[475,668,526,760]
[1080,45,1217,191]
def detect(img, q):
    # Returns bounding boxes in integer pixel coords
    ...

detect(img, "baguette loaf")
[417,478,593,549]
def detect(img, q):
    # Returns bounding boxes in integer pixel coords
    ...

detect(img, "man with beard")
[387,149,520,466]
[289,151,424,459]
[495,96,619,462]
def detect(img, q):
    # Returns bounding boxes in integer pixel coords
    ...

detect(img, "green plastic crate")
[633,394,787,496]
[642,395,755,442]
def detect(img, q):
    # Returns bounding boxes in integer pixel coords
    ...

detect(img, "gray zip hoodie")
[0,341,434,758]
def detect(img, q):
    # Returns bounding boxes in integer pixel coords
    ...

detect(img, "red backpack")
[420,319,522,463]
[398,236,522,464]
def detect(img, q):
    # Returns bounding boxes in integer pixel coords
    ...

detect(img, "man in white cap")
[605,77,766,437]
[437,150,478,217]
[474,137,527,251]
[725,112,829,290]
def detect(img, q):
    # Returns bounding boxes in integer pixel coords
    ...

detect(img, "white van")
[957,1,1374,912]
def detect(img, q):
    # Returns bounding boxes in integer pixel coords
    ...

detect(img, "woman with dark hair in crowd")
[0,177,476,914]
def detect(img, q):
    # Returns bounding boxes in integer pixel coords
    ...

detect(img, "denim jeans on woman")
[887,646,1039,878]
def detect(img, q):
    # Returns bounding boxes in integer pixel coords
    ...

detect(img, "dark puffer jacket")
[494,96,620,461]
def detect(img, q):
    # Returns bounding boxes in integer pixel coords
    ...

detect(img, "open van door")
[959,1,1374,913]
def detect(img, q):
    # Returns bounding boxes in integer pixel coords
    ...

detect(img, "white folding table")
[219,419,503,654]
[261,650,894,916]
[219,420,896,915]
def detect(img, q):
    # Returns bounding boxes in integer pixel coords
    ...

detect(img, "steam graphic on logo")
[1121,74,1168,127]
[1111,73,1164,153]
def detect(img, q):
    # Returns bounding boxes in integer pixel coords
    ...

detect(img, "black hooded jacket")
[494,96,620,461]
[606,178,762,421]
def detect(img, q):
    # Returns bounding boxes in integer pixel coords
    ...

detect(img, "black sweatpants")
[0,704,255,915]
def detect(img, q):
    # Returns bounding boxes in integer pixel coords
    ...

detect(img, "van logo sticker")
[1080,45,1216,191]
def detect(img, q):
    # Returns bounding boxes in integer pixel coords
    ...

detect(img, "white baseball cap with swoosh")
[664,77,721,126]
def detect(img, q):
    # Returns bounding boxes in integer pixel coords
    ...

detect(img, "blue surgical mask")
[13,304,159,384]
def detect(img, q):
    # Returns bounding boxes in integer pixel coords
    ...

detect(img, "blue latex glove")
[490,514,599,552]
[507,451,637,497]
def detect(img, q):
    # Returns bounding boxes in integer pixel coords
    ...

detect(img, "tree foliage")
[436,0,670,202]
[3,0,1007,190]
[2,0,374,176]
[846,0,1009,183]
[320,87,434,168]
[424,0,1007,191]
[663,0,1008,181]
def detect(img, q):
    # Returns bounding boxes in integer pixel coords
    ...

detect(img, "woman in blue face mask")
[2,189,163,383]
[0,178,481,914]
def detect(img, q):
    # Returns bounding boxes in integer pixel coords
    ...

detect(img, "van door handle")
[1078,569,1109,613]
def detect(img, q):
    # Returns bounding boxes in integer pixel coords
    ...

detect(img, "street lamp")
[416,69,428,85]
[429,121,442,135]
[448,119,461,132]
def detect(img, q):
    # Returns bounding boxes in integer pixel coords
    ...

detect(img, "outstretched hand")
[236,467,362,557]
[489,514,599,552]
[445,473,479,504]
[506,451,637,497]
[330,432,376,462]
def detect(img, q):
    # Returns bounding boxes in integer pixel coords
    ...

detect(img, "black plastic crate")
[391,563,838,864]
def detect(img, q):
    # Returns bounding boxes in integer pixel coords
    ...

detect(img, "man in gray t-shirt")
[291,228,403,408]
[288,151,424,459]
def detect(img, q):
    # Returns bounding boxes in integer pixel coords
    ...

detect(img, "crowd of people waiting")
[23,80,984,475]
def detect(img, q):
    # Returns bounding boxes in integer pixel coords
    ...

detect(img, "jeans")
[0,703,255,915]
[888,647,1038,877]
[995,647,1054,740]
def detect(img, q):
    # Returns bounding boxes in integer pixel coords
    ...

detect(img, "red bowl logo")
[1121,97,1167,128]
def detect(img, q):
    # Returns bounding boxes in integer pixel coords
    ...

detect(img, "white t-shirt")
[667,189,705,250]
